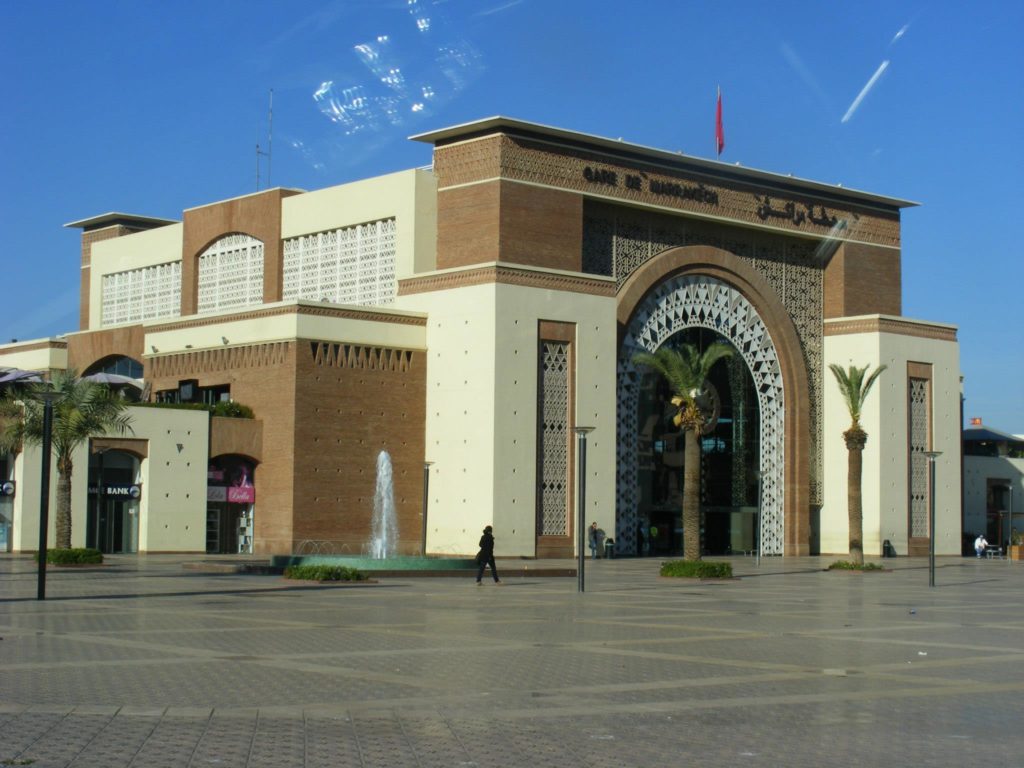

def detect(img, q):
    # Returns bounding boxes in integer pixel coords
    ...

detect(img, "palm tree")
[0,370,133,549]
[633,342,733,560]
[828,363,886,566]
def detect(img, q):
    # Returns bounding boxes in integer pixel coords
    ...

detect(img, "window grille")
[100,261,182,327]
[282,218,397,306]
[537,342,570,536]
[197,234,265,314]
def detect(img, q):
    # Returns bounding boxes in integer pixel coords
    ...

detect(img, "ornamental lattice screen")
[101,261,181,327]
[282,218,397,307]
[197,234,265,314]
[908,377,931,538]
[537,341,570,536]
[617,275,786,555]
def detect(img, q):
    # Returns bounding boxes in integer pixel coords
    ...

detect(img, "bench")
[985,547,1004,559]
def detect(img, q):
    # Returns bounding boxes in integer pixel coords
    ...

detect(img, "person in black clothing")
[475,525,501,584]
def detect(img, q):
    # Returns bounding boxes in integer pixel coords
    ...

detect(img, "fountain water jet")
[368,449,398,559]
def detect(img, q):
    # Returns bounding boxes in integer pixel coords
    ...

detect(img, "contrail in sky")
[841,60,889,123]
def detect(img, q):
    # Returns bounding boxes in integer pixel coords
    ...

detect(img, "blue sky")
[2,0,1022,432]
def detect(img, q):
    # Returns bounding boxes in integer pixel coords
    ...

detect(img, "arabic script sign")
[754,195,842,228]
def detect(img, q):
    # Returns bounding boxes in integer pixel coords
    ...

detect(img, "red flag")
[715,86,725,157]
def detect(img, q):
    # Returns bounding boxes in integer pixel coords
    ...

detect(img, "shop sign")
[207,486,227,502]
[228,486,255,503]
[104,484,142,499]
[0,481,14,497]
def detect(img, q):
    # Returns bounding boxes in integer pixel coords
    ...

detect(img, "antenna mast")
[255,89,273,191]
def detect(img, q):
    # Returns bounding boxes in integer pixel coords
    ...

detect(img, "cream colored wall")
[491,282,617,557]
[398,282,498,555]
[9,406,209,553]
[10,440,86,551]
[129,406,208,552]
[88,223,184,330]
[281,168,437,280]
[823,319,961,556]
[144,301,427,354]
[0,341,68,372]
[397,272,617,557]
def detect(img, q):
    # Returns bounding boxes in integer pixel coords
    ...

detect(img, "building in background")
[0,117,963,559]
[963,421,1023,553]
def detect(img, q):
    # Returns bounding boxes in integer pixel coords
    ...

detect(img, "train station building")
[0,117,962,559]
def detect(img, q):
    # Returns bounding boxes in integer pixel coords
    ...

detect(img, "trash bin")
[882,539,896,558]
[604,538,614,559]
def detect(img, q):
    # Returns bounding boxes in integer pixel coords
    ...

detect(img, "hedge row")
[283,564,367,582]
[43,548,103,565]
[659,560,733,579]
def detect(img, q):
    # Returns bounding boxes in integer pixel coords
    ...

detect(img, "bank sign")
[89,484,142,499]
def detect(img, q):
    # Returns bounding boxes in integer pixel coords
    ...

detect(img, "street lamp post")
[1008,486,1014,563]
[36,390,62,601]
[421,461,433,556]
[574,427,595,594]
[924,450,942,588]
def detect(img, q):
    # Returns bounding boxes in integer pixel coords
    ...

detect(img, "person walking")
[476,525,501,584]
[588,522,602,559]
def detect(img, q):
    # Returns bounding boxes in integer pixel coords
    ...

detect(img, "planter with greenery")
[132,401,255,418]
[42,547,104,566]
[283,564,368,582]
[660,560,733,579]
[827,560,885,572]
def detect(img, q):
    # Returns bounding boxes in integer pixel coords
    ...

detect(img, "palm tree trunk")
[56,456,73,550]
[683,427,701,561]
[844,427,866,566]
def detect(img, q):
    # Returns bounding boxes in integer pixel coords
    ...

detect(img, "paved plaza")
[1,553,1022,767]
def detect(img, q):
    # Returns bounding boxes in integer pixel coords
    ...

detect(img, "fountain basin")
[271,555,477,573]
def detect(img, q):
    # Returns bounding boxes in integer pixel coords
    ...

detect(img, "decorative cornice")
[398,265,616,297]
[148,302,428,334]
[0,339,67,354]
[824,316,958,341]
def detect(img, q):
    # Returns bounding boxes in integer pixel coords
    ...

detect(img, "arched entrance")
[616,246,811,556]
[634,327,762,555]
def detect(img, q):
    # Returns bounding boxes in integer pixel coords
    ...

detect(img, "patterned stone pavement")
[1,553,1022,767]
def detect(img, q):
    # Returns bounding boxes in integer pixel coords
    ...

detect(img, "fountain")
[271,449,477,574]
[368,449,398,559]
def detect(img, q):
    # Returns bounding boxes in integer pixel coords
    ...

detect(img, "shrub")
[283,564,367,582]
[44,548,103,565]
[827,560,885,571]
[211,401,255,419]
[660,560,733,579]
[132,401,255,419]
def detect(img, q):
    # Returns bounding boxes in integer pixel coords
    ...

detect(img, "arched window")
[84,355,144,380]
[197,233,265,314]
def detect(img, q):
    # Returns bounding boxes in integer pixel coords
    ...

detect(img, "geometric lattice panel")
[282,218,397,307]
[537,341,570,536]
[908,377,931,538]
[617,274,785,555]
[100,261,181,327]
[197,233,265,315]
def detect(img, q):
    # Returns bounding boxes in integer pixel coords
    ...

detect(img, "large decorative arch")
[616,246,810,556]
